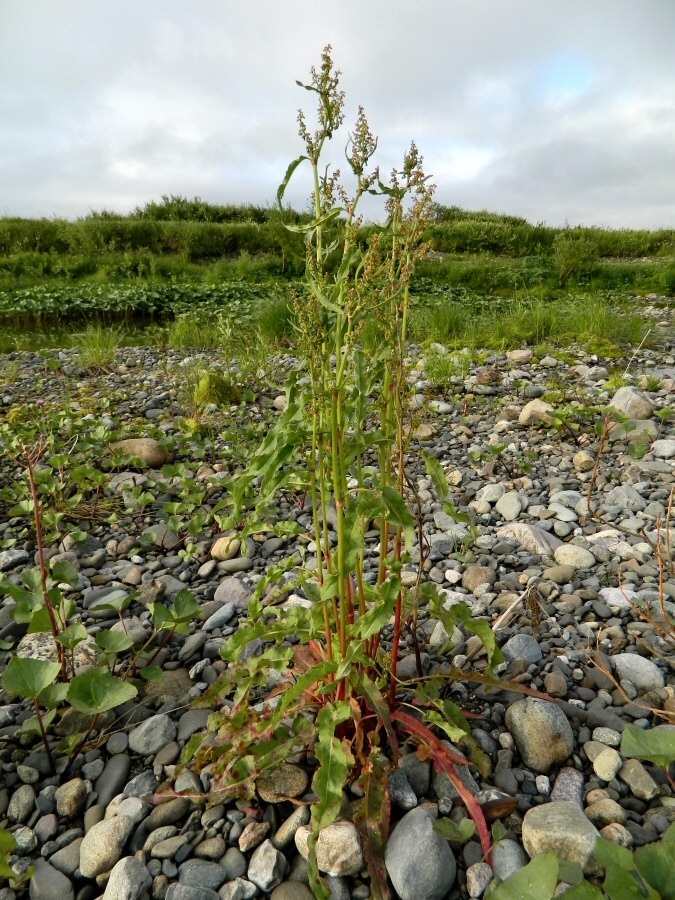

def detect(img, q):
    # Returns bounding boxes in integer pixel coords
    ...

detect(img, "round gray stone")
[102,856,152,899]
[505,698,575,774]
[128,714,177,756]
[384,807,456,900]
[612,653,664,692]
[522,801,600,874]
[79,815,135,879]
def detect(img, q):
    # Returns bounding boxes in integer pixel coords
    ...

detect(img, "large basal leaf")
[311,702,352,832]
[556,882,604,900]
[2,656,61,700]
[593,836,636,871]
[67,669,137,714]
[354,751,391,900]
[621,723,675,770]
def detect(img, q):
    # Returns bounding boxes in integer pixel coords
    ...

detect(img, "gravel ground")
[0,303,674,899]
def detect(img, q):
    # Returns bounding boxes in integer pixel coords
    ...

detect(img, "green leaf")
[92,593,132,614]
[2,656,61,700]
[434,816,476,844]
[491,820,508,843]
[309,702,352,899]
[149,602,173,631]
[621,724,675,770]
[50,560,79,587]
[139,665,164,681]
[21,567,43,593]
[174,589,200,621]
[277,154,309,207]
[557,859,584,886]
[593,836,636,871]
[27,605,56,634]
[19,707,57,736]
[424,710,467,743]
[0,829,17,854]
[561,882,605,899]
[67,669,137,714]
[95,631,134,653]
[312,702,351,828]
[486,850,559,900]
[56,623,88,649]
[634,841,675,899]
[464,618,503,671]
[38,682,69,707]
[354,751,391,900]
[422,451,451,501]
[381,486,414,552]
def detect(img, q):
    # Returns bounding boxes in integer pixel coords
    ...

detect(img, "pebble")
[295,821,363,877]
[79,815,136,878]
[505,698,575,773]
[102,856,153,899]
[384,807,456,900]
[522,801,601,874]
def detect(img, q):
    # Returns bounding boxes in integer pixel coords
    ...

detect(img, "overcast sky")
[1,0,674,228]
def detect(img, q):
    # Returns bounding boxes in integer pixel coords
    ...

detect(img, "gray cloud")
[1,0,673,227]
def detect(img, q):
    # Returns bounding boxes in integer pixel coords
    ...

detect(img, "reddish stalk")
[393,708,492,862]
[24,443,67,680]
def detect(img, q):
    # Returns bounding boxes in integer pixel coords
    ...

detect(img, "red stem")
[34,700,56,775]
[25,450,67,680]
[392,708,492,862]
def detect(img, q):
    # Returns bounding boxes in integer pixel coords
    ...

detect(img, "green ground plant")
[183,47,513,898]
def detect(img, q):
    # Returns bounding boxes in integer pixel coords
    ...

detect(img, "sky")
[1,0,674,228]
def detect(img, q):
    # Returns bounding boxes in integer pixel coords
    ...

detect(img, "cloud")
[0,0,673,227]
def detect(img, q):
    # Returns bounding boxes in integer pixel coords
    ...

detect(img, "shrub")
[553,233,599,285]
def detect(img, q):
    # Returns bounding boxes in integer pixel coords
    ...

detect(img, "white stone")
[554,544,595,570]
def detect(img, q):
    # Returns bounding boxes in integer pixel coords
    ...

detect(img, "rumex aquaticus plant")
[182,47,548,898]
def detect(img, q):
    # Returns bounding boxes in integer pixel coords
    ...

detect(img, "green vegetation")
[0,155,672,356]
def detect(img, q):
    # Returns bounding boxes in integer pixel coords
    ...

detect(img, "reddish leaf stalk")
[393,708,492,862]
[34,700,56,774]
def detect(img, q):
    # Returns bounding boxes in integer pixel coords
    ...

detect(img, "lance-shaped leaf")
[308,702,353,895]
[67,669,137,714]
[277,155,309,207]
[464,618,503,672]
[354,751,391,900]
[381,486,415,553]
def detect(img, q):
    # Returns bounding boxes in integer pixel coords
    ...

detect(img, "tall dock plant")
[188,47,496,897]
